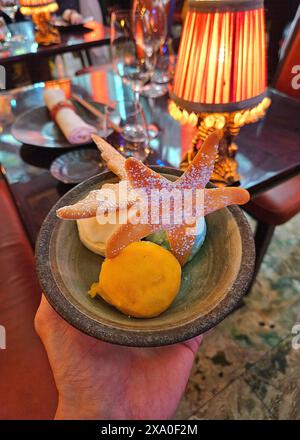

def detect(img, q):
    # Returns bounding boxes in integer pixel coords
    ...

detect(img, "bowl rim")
[35,167,255,347]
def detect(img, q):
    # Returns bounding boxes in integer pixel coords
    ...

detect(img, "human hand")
[62,9,84,25]
[35,296,202,420]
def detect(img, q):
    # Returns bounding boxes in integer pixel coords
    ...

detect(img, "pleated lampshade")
[20,0,58,15]
[171,0,267,113]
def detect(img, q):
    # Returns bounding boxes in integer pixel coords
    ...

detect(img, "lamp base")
[211,142,240,186]
[172,96,272,186]
[32,12,61,46]
[180,130,241,186]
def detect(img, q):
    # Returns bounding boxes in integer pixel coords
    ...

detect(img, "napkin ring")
[51,100,76,121]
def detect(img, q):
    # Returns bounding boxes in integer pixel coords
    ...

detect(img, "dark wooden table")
[0,21,110,65]
[0,67,299,245]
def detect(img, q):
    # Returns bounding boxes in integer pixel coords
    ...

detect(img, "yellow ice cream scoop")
[89,241,182,318]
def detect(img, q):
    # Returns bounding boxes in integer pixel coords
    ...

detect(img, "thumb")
[182,335,203,355]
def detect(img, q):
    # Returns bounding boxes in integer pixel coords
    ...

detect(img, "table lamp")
[169,0,271,184]
[20,0,61,46]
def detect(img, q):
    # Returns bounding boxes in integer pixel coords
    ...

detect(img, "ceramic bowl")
[35,167,255,347]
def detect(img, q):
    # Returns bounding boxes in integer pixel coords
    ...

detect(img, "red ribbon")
[51,100,76,121]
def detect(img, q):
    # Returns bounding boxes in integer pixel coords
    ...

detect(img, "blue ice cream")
[145,217,207,263]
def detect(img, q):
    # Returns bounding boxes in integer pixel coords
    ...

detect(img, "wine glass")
[110,10,150,103]
[133,1,168,98]
[152,37,176,84]
[114,99,150,161]
[111,9,152,147]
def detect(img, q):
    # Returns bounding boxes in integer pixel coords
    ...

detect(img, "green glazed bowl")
[35,167,255,347]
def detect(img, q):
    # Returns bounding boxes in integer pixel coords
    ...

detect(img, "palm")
[35,296,202,420]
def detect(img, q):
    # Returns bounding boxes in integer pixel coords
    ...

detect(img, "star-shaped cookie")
[106,132,250,265]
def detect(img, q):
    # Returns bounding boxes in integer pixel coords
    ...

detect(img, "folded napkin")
[44,89,97,144]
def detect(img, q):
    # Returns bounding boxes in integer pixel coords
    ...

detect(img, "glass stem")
[134,90,140,104]
[146,51,158,83]
[136,93,150,144]
[103,105,108,134]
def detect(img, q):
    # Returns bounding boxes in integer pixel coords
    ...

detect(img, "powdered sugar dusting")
[58,132,249,264]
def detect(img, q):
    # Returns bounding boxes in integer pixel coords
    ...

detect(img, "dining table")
[0,65,299,246]
[0,20,110,66]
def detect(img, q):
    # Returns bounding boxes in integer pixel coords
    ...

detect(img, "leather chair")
[244,9,300,276]
[0,176,58,419]
[244,175,300,275]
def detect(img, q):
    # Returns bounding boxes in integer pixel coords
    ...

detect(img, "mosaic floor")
[176,213,300,420]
